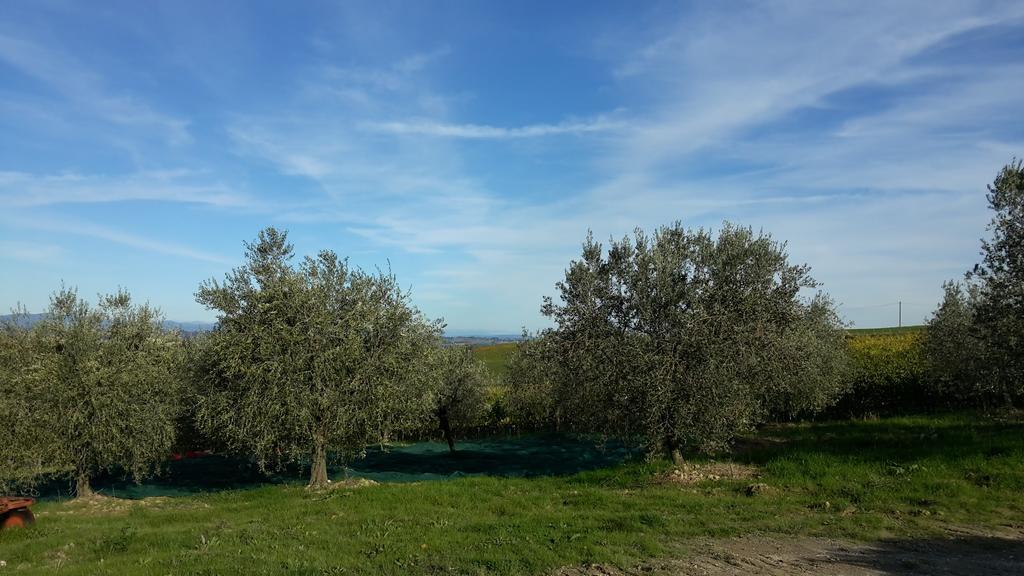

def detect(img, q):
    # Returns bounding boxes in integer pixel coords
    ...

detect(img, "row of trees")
[3,161,1019,494]
[0,229,491,494]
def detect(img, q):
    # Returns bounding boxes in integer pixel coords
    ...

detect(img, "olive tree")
[505,331,567,432]
[969,160,1024,403]
[925,161,1024,407]
[21,287,182,497]
[0,309,48,494]
[431,346,490,452]
[523,222,847,462]
[924,282,990,403]
[194,228,442,488]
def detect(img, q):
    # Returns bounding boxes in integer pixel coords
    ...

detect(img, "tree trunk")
[308,440,328,489]
[75,471,94,498]
[664,437,684,466]
[439,411,456,453]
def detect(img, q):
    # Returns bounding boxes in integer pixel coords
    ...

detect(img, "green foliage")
[924,160,1024,407]
[1,287,183,496]
[829,330,928,417]
[923,282,991,405]
[504,332,563,431]
[517,222,848,458]
[431,345,491,451]
[193,227,443,488]
[968,159,1024,402]
[0,308,47,494]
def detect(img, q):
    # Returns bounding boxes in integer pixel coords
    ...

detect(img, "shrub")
[828,330,928,417]
[923,282,992,406]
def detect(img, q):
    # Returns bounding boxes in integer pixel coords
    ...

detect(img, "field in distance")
[471,327,927,380]
[472,343,517,380]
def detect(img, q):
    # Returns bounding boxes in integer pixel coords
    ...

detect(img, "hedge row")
[826,330,934,417]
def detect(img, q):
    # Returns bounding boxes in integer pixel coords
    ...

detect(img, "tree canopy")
[2,288,183,497]
[431,345,490,452]
[511,222,847,461]
[928,160,1024,406]
[0,309,47,494]
[194,227,443,488]
[971,160,1024,402]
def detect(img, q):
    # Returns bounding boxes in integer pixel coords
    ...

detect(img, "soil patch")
[658,462,758,486]
[558,529,1024,575]
[41,494,206,516]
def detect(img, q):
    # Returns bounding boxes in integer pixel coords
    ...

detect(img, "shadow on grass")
[733,414,1024,467]
[350,434,632,482]
[31,455,282,501]
[28,414,1021,501]
[832,534,1024,575]
[30,434,633,500]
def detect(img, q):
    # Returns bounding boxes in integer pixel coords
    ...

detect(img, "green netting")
[32,435,634,501]
[348,435,632,483]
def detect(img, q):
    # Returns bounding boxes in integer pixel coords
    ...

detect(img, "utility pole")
[898,300,902,328]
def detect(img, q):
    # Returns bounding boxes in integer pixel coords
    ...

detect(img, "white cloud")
[220,3,1023,330]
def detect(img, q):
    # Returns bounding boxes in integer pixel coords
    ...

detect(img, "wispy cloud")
[322,2,1024,329]
[602,3,1024,173]
[5,2,1016,330]
[362,117,623,139]
[0,240,63,264]
[0,32,190,145]
[0,170,254,209]
[6,216,231,264]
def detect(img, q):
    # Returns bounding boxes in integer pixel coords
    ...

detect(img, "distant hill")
[1,313,520,344]
[444,335,521,346]
[0,312,46,327]
[168,320,216,332]
[0,313,216,334]
[846,325,926,336]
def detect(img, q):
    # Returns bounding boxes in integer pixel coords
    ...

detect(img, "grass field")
[472,343,516,380]
[2,412,1021,575]
[846,325,926,336]
[470,328,929,382]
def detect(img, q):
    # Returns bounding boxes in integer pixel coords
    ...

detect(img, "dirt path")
[559,528,1024,575]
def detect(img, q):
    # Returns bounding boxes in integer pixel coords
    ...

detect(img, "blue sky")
[1,1,1022,333]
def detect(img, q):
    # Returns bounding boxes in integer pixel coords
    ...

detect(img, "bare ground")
[656,462,759,486]
[558,527,1024,576]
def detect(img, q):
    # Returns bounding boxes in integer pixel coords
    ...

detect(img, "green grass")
[2,413,1022,575]
[847,325,926,336]
[472,343,516,380]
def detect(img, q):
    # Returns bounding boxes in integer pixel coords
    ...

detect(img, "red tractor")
[0,497,35,529]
